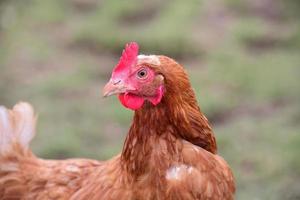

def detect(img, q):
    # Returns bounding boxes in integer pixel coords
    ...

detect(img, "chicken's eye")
[137,68,148,79]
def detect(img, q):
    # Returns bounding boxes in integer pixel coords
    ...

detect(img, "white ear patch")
[137,55,160,65]
[166,164,194,181]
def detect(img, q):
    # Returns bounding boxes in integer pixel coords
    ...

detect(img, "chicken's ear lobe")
[112,42,139,77]
[148,85,164,106]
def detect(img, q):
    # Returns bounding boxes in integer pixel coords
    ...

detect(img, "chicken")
[0,42,235,199]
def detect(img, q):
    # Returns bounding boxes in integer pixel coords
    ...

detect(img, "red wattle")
[119,93,145,110]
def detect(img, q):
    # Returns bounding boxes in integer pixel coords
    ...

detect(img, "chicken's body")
[0,43,235,199]
[0,127,233,200]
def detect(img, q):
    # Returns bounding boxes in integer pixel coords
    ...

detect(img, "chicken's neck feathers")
[121,84,217,176]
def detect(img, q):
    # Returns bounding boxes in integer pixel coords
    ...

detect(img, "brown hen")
[0,42,235,200]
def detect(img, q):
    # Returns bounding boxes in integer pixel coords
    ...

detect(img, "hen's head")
[103,42,190,110]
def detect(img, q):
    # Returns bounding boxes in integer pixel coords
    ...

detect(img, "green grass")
[0,0,300,199]
[73,0,202,56]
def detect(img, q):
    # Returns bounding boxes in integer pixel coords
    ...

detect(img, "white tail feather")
[0,106,12,154]
[0,102,36,156]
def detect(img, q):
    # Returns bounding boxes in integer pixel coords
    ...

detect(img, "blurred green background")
[0,0,299,199]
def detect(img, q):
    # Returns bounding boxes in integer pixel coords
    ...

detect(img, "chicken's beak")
[103,79,134,97]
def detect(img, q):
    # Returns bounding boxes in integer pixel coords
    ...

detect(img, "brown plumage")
[0,44,235,199]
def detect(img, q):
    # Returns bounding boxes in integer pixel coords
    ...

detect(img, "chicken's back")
[1,156,102,199]
[0,103,103,199]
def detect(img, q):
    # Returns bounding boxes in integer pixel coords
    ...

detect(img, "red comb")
[112,42,139,76]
